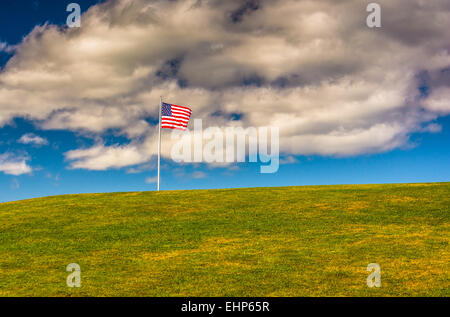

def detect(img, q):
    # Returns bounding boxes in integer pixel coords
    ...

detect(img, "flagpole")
[157,96,162,191]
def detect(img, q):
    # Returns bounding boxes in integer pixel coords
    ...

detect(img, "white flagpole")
[157,96,162,191]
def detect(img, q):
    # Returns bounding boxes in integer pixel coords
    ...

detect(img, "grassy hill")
[0,183,449,297]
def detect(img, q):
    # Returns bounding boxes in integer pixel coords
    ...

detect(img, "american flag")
[161,102,192,131]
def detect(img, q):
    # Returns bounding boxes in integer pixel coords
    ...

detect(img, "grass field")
[0,183,449,296]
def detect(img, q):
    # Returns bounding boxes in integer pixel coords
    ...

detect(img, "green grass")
[0,183,449,297]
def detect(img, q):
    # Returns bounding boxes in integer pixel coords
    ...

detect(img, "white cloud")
[0,153,32,175]
[10,178,20,189]
[192,171,207,179]
[280,156,298,164]
[18,133,48,146]
[0,42,16,54]
[421,123,442,133]
[65,141,153,170]
[126,160,156,174]
[422,87,450,114]
[0,0,449,170]
[145,176,157,184]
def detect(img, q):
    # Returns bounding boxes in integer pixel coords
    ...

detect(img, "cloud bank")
[0,0,449,170]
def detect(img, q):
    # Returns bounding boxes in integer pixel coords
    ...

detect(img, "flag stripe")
[161,124,187,130]
[171,111,191,118]
[162,118,188,126]
[171,105,192,112]
[171,115,190,121]
[171,108,189,112]
[171,109,191,116]
[172,105,191,111]
[162,115,188,121]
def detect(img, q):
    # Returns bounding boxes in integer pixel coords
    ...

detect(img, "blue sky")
[0,0,449,202]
